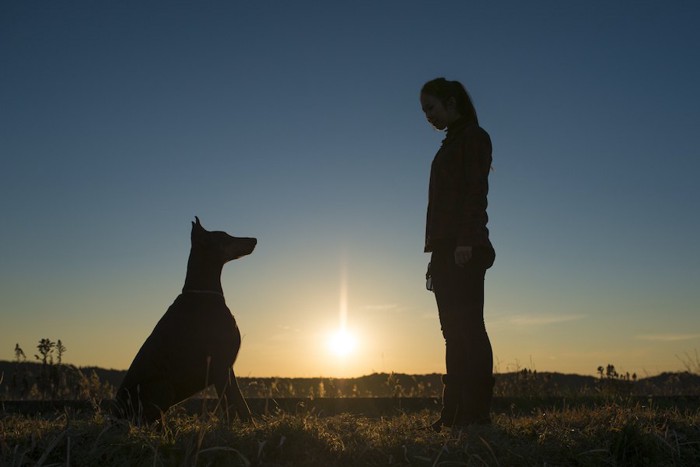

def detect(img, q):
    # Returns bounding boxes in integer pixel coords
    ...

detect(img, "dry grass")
[2,401,700,466]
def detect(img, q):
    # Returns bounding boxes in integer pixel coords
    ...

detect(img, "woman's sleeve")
[456,128,492,246]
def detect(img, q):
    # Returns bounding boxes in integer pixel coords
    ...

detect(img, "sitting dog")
[116,217,256,424]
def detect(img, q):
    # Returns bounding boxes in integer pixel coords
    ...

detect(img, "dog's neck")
[182,248,225,296]
[182,289,224,298]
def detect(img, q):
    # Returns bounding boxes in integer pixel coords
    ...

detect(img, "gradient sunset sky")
[2,1,699,378]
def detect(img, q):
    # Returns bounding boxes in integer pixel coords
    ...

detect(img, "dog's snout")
[246,238,257,253]
[225,236,256,260]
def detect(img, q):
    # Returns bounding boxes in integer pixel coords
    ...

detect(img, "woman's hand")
[454,246,473,266]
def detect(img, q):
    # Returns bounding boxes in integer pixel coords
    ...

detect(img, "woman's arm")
[455,127,492,263]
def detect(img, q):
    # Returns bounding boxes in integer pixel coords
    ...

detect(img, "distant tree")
[35,338,56,366]
[596,363,634,398]
[14,343,26,362]
[53,340,68,398]
[34,338,56,399]
[606,364,618,379]
[56,340,66,365]
[10,343,31,399]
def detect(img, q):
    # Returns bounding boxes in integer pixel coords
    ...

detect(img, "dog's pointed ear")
[191,216,207,240]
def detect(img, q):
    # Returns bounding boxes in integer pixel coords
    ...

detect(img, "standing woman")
[421,77,496,429]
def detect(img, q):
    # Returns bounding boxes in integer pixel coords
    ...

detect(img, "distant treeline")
[2,340,700,401]
[3,361,700,401]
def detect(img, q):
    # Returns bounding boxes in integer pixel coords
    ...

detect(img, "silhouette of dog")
[116,217,256,424]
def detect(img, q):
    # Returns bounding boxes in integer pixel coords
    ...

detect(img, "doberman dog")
[116,217,256,424]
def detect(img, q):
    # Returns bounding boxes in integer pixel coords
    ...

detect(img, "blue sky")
[2,1,699,377]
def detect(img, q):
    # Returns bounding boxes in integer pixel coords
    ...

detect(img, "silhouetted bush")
[2,340,115,402]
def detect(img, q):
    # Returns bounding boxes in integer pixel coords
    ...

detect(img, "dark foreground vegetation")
[2,401,700,466]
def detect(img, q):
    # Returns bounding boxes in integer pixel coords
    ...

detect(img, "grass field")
[2,400,700,466]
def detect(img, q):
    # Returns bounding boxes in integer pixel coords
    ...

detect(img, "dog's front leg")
[216,367,253,423]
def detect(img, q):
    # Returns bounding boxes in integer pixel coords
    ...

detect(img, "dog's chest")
[155,295,238,339]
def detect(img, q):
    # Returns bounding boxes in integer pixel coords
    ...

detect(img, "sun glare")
[327,329,357,357]
[326,259,360,358]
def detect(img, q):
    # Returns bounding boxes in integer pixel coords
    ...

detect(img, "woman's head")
[420,78,478,130]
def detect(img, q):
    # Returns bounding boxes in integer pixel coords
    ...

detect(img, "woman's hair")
[421,78,479,125]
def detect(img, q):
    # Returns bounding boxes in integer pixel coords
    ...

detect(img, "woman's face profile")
[420,93,451,131]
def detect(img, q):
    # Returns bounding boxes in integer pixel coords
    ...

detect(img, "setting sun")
[327,329,357,357]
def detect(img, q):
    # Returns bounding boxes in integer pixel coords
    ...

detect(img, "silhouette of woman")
[420,78,496,429]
